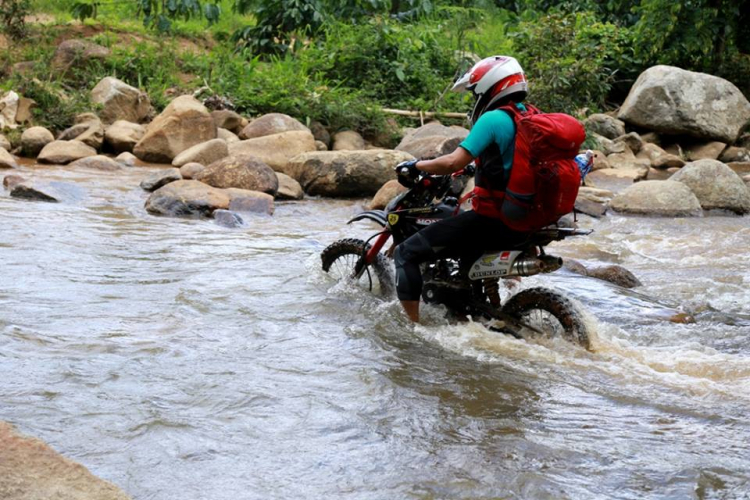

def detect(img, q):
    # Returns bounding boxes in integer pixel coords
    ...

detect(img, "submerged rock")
[10,182,59,202]
[0,421,130,500]
[587,265,642,288]
[3,174,25,190]
[213,209,245,228]
[610,180,702,217]
[140,168,182,192]
[145,180,229,217]
[68,155,121,171]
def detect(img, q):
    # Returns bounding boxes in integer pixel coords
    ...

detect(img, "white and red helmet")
[452,55,528,124]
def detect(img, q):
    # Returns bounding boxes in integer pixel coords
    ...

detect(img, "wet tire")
[502,287,591,349]
[321,238,395,297]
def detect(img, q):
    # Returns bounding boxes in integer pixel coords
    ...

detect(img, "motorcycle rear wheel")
[501,287,591,349]
[321,238,395,297]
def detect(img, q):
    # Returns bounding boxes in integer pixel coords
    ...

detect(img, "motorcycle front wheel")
[501,287,591,349]
[320,238,395,297]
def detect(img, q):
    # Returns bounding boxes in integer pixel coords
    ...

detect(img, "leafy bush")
[1,0,32,39]
[8,77,94,131]
[513,11,637,113]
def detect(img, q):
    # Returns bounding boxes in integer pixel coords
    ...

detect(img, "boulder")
[0,421,130,500]
[3,174,24,190]
[685,141,726,161]
[104,120,145,154]
[239,113,309,140]
[140,168,182,192]
[591,150,610,171]
[15,96,36,124]
[618,65,750,143]
[605,153,650,181]
[68,155,121,171]
[134,95,216,163]
[0,133,10,151]
[315,140,328,151]
[90,76,151,124]
[10,182,59,202]
[20,126,54,157]
[51,39,110,73]
[587,265,642,288]
[214,209,245,228]
[145,180,230,217]
[669,159,750,214]
[647,167,672,181]
[309,121,331,147]
[727,162,750,175]
[194,154,278,195]
[370,179,407,209]
[636,143,667,163]
[172,138,229,167]
[719,146,750,163]
[284,150,414,197]
[0,90,19,129]
[115,152,137,166]
[396,135,463,159]
[217,128,240,144]
[640,132,661,145]
[332,130,366,151]
[610,180,702,216]
[228,131,316,172]
[58,116,104,150]
[0,148,18,169]
[592,133,627,156]
[179,162,205,180]
[398,122,469,146]
[584,113,626,140]
[636,143,686,170]
[574,197,607,218]
[614,132,643,155]
[37,140,97,164]
[275,172,304,200]
[652,154,686,170]
[226,188,275,215]
[577,187,614,202]
[211,110,243,133]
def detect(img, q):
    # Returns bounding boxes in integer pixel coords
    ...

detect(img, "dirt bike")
[320,163,593,349]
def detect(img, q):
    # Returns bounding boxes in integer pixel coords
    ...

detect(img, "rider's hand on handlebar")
[395,159,420,180]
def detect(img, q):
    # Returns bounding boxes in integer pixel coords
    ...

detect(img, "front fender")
[347,210,387,227]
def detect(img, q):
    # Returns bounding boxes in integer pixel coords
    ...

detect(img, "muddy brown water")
[1,163,749,499]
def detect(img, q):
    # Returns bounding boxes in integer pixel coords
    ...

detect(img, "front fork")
[354,230,392,278]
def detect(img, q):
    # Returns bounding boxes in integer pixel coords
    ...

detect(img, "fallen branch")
[382,108,467,123]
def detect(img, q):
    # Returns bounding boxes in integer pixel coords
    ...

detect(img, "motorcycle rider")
[394,55,532,323]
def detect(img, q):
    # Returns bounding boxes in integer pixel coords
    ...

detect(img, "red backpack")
[471,104,585,231]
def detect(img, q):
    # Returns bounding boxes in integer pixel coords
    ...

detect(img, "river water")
[2,164,749,499]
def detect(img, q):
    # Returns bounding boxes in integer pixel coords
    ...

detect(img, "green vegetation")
[1,0,748,137]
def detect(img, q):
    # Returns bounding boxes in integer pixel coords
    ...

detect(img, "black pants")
[393,211,529,301]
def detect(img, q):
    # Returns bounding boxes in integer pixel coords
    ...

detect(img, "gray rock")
[20,126,54,157]
[284,150,414,197]
[610,180,703,217]
[194,154,278,195]
[669,159,750,214]
[68,155,121,171]
[37,140,97,164]
[172,138,229,167]
[587,265,642,288]
[91,76,152,124]
[584,113,626,140]
[104,120,146,154]
[145,180,230,218]
[115,152,137,166]
[332,130,366,151]
[211,110,244,133]
[225,188,274,215]
[239,113,309,140]
[275,172,304,200]
[179,162,205,180]
[618,65,750,143]
[0,148,18,169]
[213,209,245,228]
[140,168,182,192]
[10,182,58,202]
[685,141,727,161]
